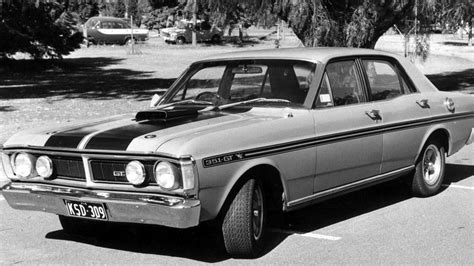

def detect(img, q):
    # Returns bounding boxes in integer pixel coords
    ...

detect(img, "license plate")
[64,200,108,220]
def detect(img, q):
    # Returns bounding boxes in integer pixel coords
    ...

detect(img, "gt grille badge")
[113,171,126,177]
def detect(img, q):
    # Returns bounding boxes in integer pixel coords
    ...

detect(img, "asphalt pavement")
[0,144,472,264]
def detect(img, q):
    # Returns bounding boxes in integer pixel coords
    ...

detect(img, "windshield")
[176,21,189,29]
[160,59,316,109]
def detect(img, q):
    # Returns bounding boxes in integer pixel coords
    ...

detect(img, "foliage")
[441,0,473,45]
[185,0,417,48]
[68,0,99,22]
[0,1,83,59]
[141,6,182,29]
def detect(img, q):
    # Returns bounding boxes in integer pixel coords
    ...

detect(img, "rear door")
[359,57,431,173]
[312,59,383,193]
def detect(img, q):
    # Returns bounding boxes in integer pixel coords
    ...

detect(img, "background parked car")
[161,19,223,44]
[83,16,149,45]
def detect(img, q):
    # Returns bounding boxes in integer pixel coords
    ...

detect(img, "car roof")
[197,47,439,93]
[199,47,400,64]
[87,16,127,23]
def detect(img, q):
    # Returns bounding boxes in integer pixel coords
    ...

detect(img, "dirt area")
[1,28,473,145]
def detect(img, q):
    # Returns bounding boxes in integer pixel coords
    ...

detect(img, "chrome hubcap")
[422,145,442,186]
[252,184,264,240]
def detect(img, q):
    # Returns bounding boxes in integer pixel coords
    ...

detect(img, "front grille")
[90,160,156,184]
[50,156,86,180]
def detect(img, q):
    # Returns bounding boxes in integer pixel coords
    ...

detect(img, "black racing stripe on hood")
[84,112,225,150]
[44,121,112,148]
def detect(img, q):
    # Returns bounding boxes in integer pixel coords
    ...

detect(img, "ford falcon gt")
[1,48,473,258]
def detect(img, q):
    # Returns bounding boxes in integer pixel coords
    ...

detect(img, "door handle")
[416,99,430,108]
[365,109,382,121]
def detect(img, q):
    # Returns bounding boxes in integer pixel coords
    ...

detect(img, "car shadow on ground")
[0,58,175,101]
[427,68,474,93]
[43,163,473,262]
[444,163,474,183]
[440,41,469,46]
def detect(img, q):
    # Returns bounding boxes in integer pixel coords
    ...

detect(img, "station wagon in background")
[161,19,223,44]
[1,48,473,258]
[83,16,149,45]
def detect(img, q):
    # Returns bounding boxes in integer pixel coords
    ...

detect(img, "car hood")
[4,106,310,156]
[161,27,185,34]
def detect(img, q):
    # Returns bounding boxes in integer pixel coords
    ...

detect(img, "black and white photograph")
[1,0,473,264]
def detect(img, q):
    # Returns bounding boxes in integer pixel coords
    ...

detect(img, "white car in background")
[83,16,149,45]
[161,19,222,44]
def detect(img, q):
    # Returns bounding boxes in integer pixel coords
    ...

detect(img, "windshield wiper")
[217,98,291,111]
[156,99,213,109]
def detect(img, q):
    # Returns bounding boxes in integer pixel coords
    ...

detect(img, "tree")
[442,0,473,46]
[136,0,153,25]
[0,1,83,59]
[198,0,421,48]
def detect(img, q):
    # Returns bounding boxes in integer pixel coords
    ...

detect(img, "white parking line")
[442,184,474,190]
[0,195,4,201]
[270,229,341,241]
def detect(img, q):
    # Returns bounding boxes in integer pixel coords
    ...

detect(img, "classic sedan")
[83,16,149,45]
[1,48,473,258]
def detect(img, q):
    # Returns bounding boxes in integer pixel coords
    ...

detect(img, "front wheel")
[176,37,185,45]
[222,179,266,258]
[411,140,446,197]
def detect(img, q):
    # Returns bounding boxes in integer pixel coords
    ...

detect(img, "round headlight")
[36,156,53,178]
[13,153,35,178]
[125,160,146,185]
[154,161,179,190]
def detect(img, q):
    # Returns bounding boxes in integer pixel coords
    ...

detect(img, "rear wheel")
[125,37,136,45]
[222,178,266,258]
[411,140,445,197]
[211,34,221,43]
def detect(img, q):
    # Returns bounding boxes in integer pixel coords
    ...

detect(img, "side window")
[114,22,127,29]
[315,73,334,108]
[318,60,365,107]
[362,60,408,101]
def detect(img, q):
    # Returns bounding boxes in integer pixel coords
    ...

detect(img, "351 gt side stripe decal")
[202,111,474,168]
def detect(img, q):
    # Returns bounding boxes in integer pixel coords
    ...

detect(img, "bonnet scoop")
[135,109,198,122]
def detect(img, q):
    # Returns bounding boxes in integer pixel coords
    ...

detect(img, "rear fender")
[415,125,450,163]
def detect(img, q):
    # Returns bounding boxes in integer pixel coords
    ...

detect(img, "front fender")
[197,157,286,222]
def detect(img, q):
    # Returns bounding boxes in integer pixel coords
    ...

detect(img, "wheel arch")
[176,36,186,44]
[415,127,450,163]
[216,160,286,220]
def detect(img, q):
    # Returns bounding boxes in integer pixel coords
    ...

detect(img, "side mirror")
[150,94,162,108]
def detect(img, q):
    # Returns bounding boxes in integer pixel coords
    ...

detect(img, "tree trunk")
[191,0,197,46]
[468,17,472,47]
[281,0,415,49]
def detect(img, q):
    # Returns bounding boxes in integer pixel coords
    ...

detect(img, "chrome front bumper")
[2,182,201,228]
